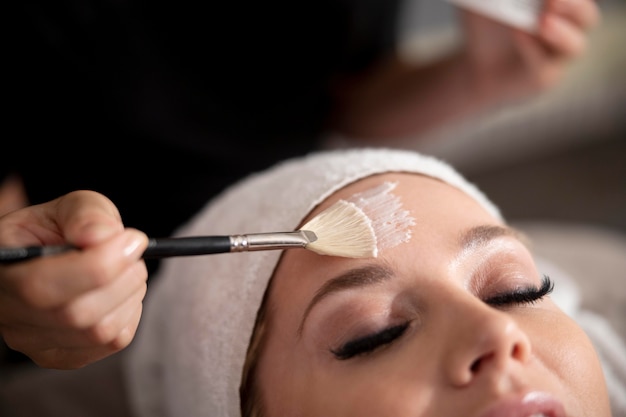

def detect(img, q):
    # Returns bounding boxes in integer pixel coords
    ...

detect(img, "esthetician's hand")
[460,0,600,99]
[0,190,149,369]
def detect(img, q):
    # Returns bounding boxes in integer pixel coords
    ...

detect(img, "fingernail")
[122,231,147,258]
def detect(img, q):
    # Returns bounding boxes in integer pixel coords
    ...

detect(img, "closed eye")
[485,275,554,307]
[331,323,409,360]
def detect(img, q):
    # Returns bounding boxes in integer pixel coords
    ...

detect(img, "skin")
[255,173,611,417]
[0,191,149,369]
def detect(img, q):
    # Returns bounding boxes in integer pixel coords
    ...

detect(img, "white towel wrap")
[123,147,624,417]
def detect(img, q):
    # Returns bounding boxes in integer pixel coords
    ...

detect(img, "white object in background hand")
[446,0,544,33]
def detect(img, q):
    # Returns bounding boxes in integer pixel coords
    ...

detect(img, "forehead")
[300,172,494,227]
[278,171,503,288]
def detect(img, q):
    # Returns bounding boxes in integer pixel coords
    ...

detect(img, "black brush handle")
[143,236,232,258]
[0,245,74,264]
[0,236,233,264]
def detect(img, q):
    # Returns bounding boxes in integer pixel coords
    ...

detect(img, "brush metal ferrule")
[229,230,317,252]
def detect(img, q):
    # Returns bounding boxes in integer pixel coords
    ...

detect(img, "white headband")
[123,147,502,417]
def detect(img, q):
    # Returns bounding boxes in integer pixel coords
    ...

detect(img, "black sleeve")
[6,0,403,254]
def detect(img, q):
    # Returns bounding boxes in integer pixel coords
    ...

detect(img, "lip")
[476,391,567,417]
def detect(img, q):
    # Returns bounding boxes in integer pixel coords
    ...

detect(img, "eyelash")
[331,275,554,361]
[331,323,409,360]
[484,275,554,307]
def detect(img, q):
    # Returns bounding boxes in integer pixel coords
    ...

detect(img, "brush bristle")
[299,200,377,258]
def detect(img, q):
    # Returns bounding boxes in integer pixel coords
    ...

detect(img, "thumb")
[55,190,126,248]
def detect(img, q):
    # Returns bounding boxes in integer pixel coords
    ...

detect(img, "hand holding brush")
[0,189,378,369]
[1,196,378,264]
[0,191,151,369]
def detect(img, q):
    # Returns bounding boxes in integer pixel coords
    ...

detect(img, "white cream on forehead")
[346,181,415,253]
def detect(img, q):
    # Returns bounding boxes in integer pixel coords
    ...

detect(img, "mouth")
[476,391,566,417]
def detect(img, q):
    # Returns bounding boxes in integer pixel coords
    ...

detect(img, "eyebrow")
[297,225,527,336]
[297,264,394,337]
[460,225,528,251]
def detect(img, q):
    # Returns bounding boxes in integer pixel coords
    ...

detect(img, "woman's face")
[255,173,610,417]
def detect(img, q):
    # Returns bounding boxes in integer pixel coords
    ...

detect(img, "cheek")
[530,308,610,413]
[259,339,437,417]
[255,334,306,417]
[302,370,436,417]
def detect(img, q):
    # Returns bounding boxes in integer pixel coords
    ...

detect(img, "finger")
[543,0,601,30]
[84,287,146,348]
[0,204,62,246]
[106,299,144,351]
[513,30,566,89]
[53,190,125,247]
[0,229,148,309]
[1,284,146,352]
[54,260,148,330]
[0,258,147,328]
[33,304,144,369]
[0,190,123,247]
[538,14,587,58]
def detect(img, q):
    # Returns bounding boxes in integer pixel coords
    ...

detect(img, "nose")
[443,296,532,387]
